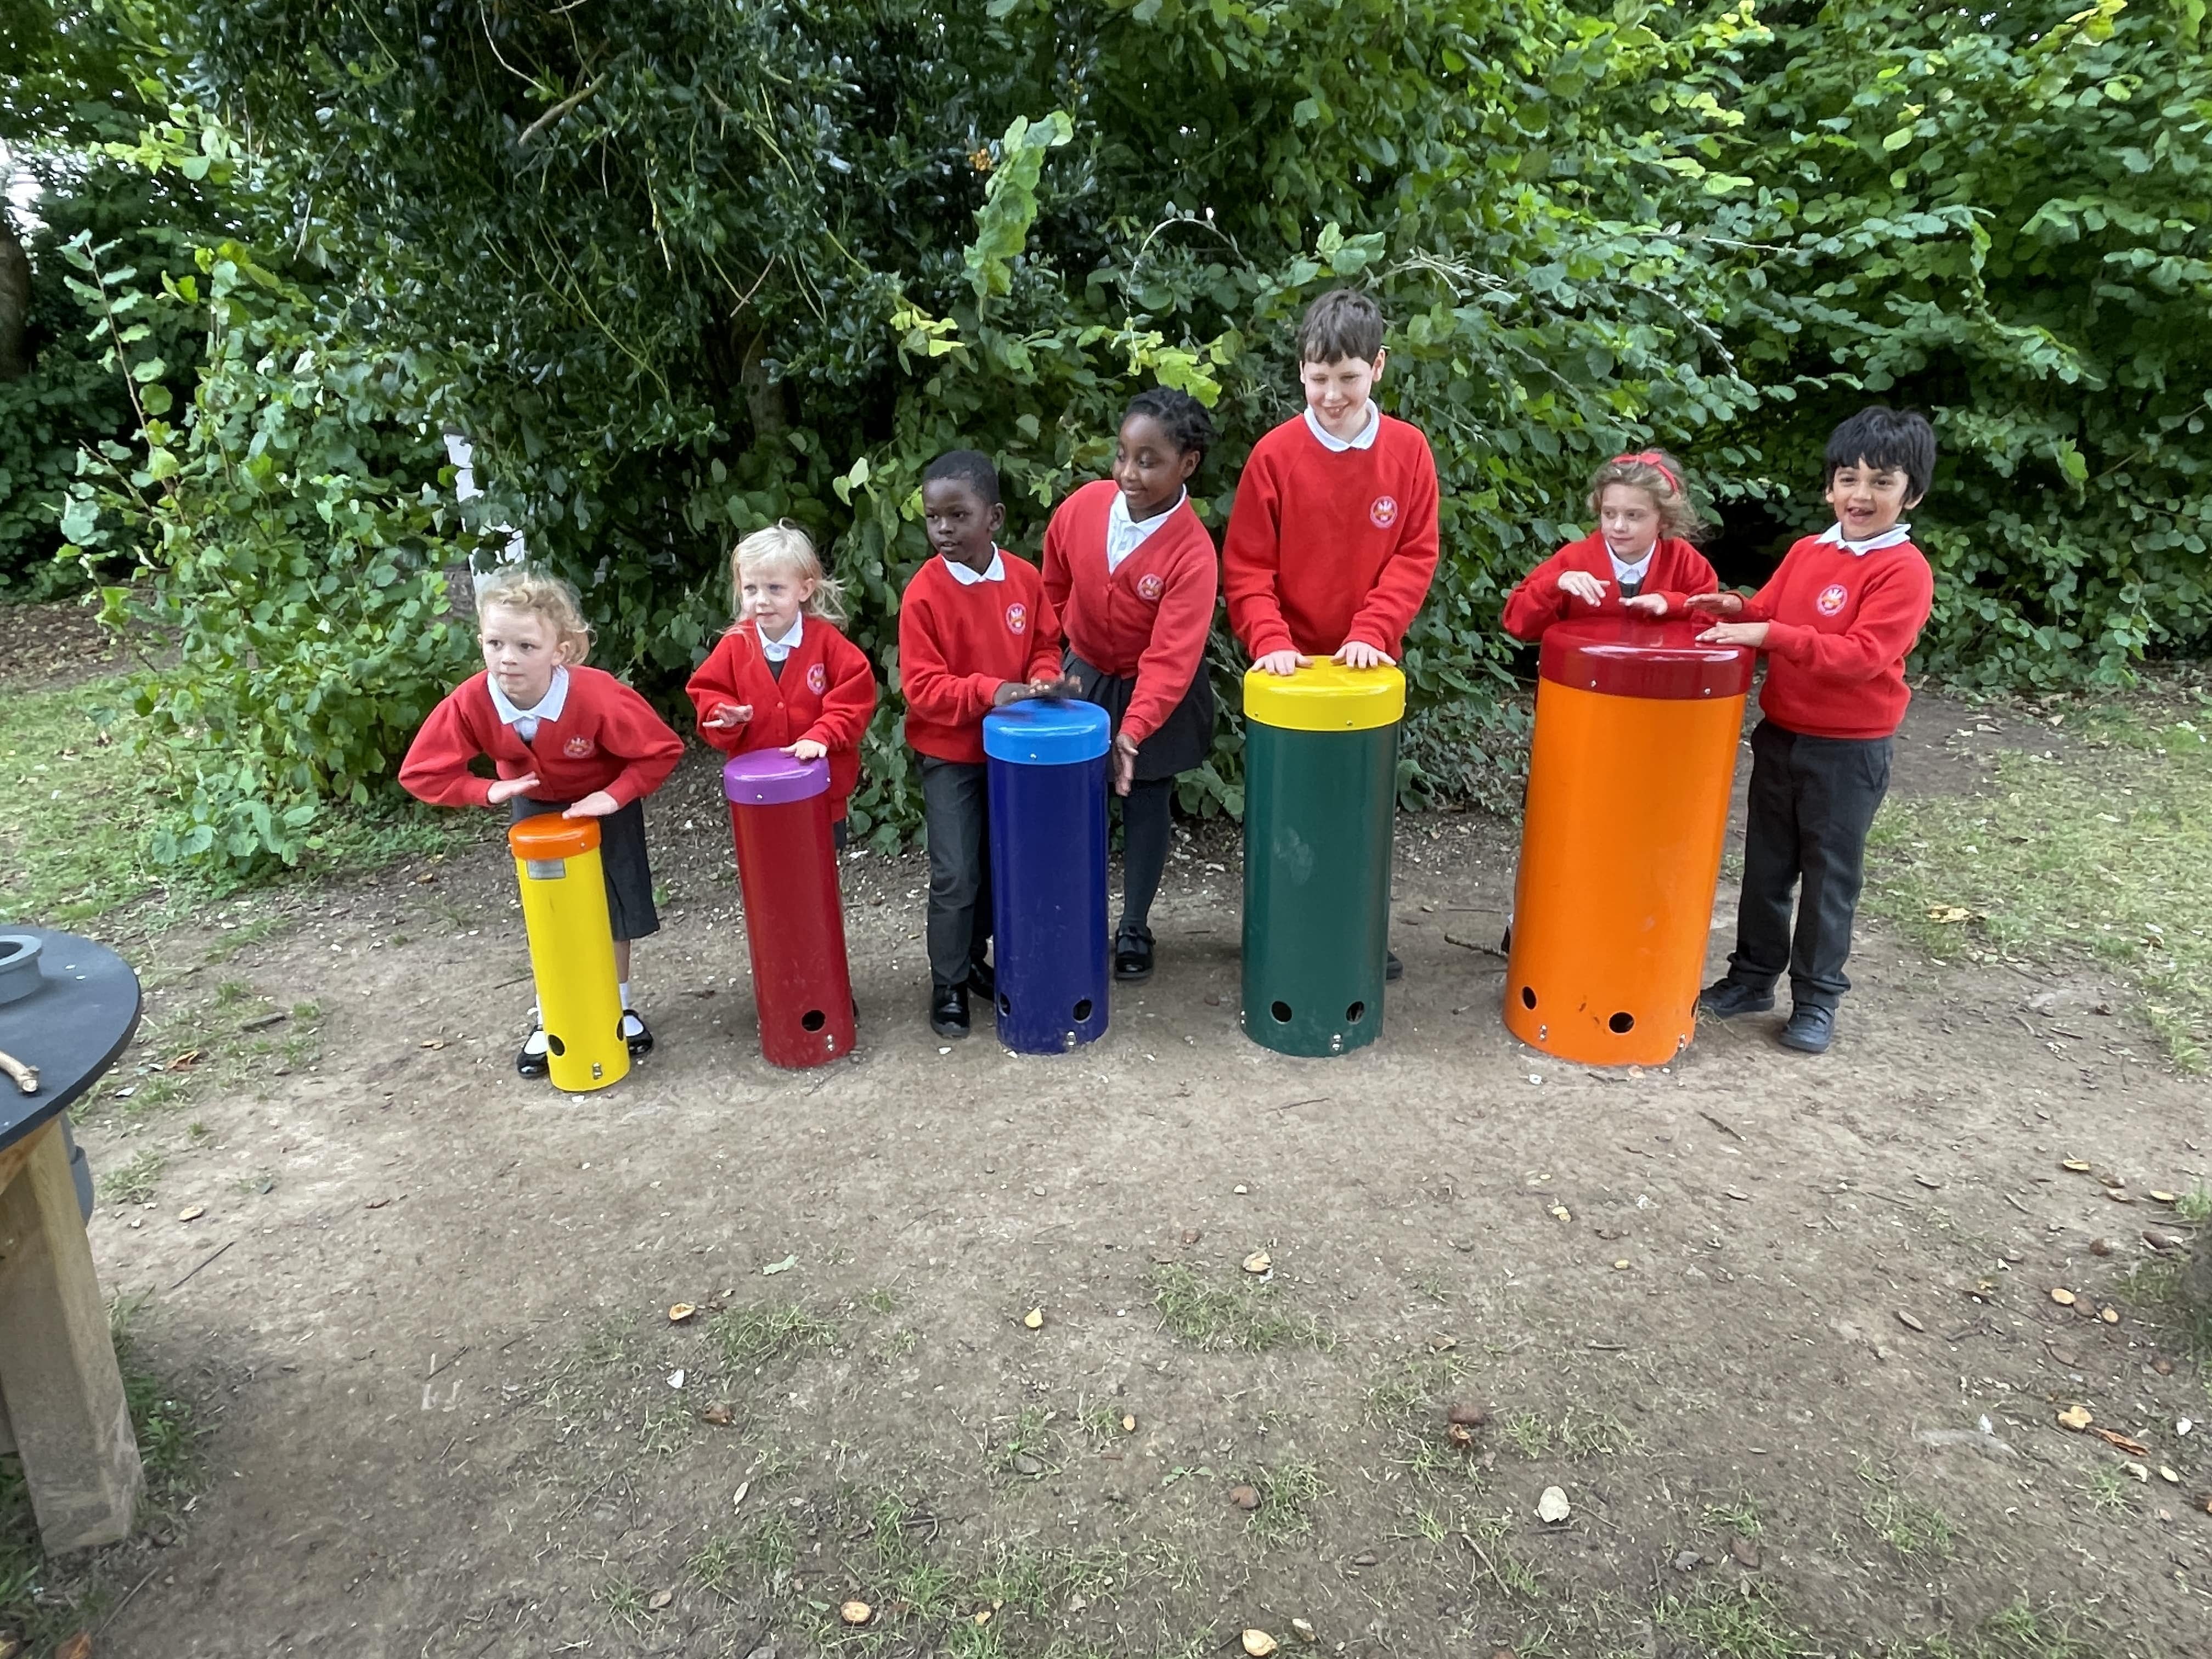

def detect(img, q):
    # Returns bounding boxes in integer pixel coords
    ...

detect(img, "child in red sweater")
[1502,450,1718,639]
[1043,387,1220,984]
[899,449,1070,1038]
[1690,407,1939,1054]
[686,521,878,847]
[399,569,684,1076]
[1222,287,1440,978]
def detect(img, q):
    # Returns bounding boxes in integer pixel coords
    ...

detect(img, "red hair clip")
[1610,450,1683,496]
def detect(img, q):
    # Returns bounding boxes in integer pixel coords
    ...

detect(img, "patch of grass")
[1502,1408,1553,1458]
[1858,1463,1954,1560]
[742,1513,799,1573]
[687,1528,746,1598]
[1559,1407,1634,1459]
[1242,1458,1327,1546]
[1702,1496,1763,1539]
[2076,1462,2135,1517]
[708,1300,840,1370]
[2176,1182,2212,1224]
[991,1404,1062,1479]
[1865,706,2212,1068]
[1461,1510,1542,1599]
[1146,1262,1335,1355]
[1364,1355,1482,1486]
[863,1284,900,1313]
[1652,1582,1812,1658]
[98,1146,166,1204]
[591,1574,650,1634]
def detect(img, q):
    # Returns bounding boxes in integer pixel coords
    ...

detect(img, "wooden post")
[0,1120,143,1551]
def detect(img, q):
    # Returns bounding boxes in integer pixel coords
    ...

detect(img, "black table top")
[0,927,142,1153]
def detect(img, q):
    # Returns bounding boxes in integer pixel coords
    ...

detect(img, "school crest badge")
[563,733,596,758]
[1369,495,1399,528]
[1815,583,1849,617]
[1136,573,1165,601]
[1005,602,1029,634]
[807,662,828,695]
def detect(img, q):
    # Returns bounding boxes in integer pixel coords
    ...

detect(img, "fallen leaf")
[166,1048,203,1070]
[2050,1287,2077,1306]
[1724,1187,1750,1203]
[760,1254,797,1276]
[52,1635,89,1659]
[1121,1414,1136,1432]
[1926,904,1973,924]
[1242,1250,1272,1274]
[1895,1311,1924,1332]
[2057,1404,2094,1431]
[364,1197,391,1210]
[839,1600,872,1626]
[1446,1423,1474,1447]
[699,1403,733,1426]
[732,1480,749,1508]
[647,1588,673,1611]
[665,1368,685,1390]
[1023,1307,1044,1330]
[1613,1259,1632,1271]
[2160,1466,2180,1483]
[1426,1334,1458,1352]
[668,1303,697,1323]
[2126,1461,2149,1482]
[1548,1203,1572,1222]
[2061,1159,2092,1172]
[2093,1428,2150,1456]
[419,1039,445,1051]
[1537,1485,1571,1523]
[973,1610,992,1626]
[2100,1307,2120,1324]
[1912,1175,1942,1190]
[2149,1190,2179,1204]
[1243,1632,1279,1657]
[177,1204,205,1222]
[1291,1618,1317,1644]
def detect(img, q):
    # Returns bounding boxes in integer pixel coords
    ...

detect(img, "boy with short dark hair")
[1690,406,1939,1053]
[1222,288,1441,979]
[899,448,1071,1038]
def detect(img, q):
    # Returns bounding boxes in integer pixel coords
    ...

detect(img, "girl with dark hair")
[1042,387,1221,983]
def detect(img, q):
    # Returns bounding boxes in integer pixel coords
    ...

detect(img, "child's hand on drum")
[561,791,622,818]
[486,774,541,805]
[702,701,753,729]
[785,738,828,761]
[1333,638,1395,669]
[1622,593,1669,617]
[1683,591,1745,618]
[1558,571,1610,606]
[1698,620,1769,648]
[1253,650,1312,676]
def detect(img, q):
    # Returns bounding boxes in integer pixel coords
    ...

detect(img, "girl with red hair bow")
[1500,450,1719,639]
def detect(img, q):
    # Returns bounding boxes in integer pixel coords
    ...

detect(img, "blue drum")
[983,698,1111,1054]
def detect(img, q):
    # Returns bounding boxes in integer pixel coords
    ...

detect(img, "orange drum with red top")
[1503,619,1753,1065]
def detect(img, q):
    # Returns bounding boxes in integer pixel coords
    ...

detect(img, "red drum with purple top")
[723,752,856,1068]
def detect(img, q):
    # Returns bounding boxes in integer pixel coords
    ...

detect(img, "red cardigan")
[398,666,684,809]
[1740,533,1936,740]
[898,552,1063,764]
[1221,412,1440,659]
[1501,533,1719,639]
[685,618,878,820]
[1041,480,1217,746]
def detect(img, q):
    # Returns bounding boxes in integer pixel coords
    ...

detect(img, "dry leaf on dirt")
[1895,1311,1925,1332]
[1926,904,1974,924]
[1447,1423,1474,1447]
[2061,1159,2092,1172]
[760,1254,797,1276]
[1291,1618,1317,1644]
[667,1303,697,1323]
[1121,1414,1136,1432]
[1022,1307,1044,1330]
[2100,1307,2120,1324]
[2050,1288,2077,1306]
[647,1589,673,1611]
[2149,1189,2179,1203]
[52,1635,89,1659]
[839,1600,872,1626]
[177,1205,205,1222]
[2093,1428,2151,1456]
[1548,1204,1572,1222]
[1537,1486,1571,1523]
[1242,1250,1272,1274]
[2057,1404,2094,1431]
[1243,1632,1279,1657]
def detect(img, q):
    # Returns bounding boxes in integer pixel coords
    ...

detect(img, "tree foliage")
[2,0,2207,873]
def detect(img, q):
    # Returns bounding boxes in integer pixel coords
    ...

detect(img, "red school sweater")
[898,552,1064,764]
[1221,411,1440,659]
[1041,480,1218,746]
[1500,533,1719,640]
[1739,533,1936,740]
[685,618,878,821]
[398,665,684,809]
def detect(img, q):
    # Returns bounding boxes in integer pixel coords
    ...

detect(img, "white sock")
[619,980,632,1009]
[522,1027,550,1056]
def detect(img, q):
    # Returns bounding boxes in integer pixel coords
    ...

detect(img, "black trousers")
[1726,719,1893,1011]
[1118,777,1175,936]
[920,757,993,992]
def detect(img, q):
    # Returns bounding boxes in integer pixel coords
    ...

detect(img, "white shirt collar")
[1607,544,1654,585]
[1302,403,1381,453]
[1107,488,1186,573]
[941,549,1007,585]
[1815,521,1912,557]
[757,614,804,661]
[488,663,569,729]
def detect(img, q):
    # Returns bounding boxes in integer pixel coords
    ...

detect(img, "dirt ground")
[25,687,2212,1658]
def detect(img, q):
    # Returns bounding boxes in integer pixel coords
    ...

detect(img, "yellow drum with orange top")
[508,813,629,1092]
[1503,619,1753,1065]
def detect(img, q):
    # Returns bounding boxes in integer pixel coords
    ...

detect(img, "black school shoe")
[965,958,995,1001]
[516,1029,550,1079]
[622,1008,654,1058]
[1114,924,1155,984]
[930,982,970,1039]
[1700,976,1776,1018]
[1386,950,1404,983]
[1779,1003,1836,1054]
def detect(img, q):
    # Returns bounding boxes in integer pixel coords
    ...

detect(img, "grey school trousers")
[920,757,994,994]
[1725,719,1894,1012]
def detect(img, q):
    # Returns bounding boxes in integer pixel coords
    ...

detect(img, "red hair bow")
[1610,450,1682,495]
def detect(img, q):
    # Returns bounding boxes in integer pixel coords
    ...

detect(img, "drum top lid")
[1242,661,1406,732]
[723,749,830,804]
[508,811,601,860]
[983,696,1111,765]
[1538,618,1754,701]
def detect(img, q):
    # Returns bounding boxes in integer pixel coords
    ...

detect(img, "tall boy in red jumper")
[1222,287,1440,979]
[899,449,1070,1039]
[1690,407,1938,1054]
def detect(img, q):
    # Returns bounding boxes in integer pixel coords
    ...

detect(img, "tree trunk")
[0,204,30,381]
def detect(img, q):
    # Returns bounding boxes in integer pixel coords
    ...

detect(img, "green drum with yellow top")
[1240,662,1406,1058]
